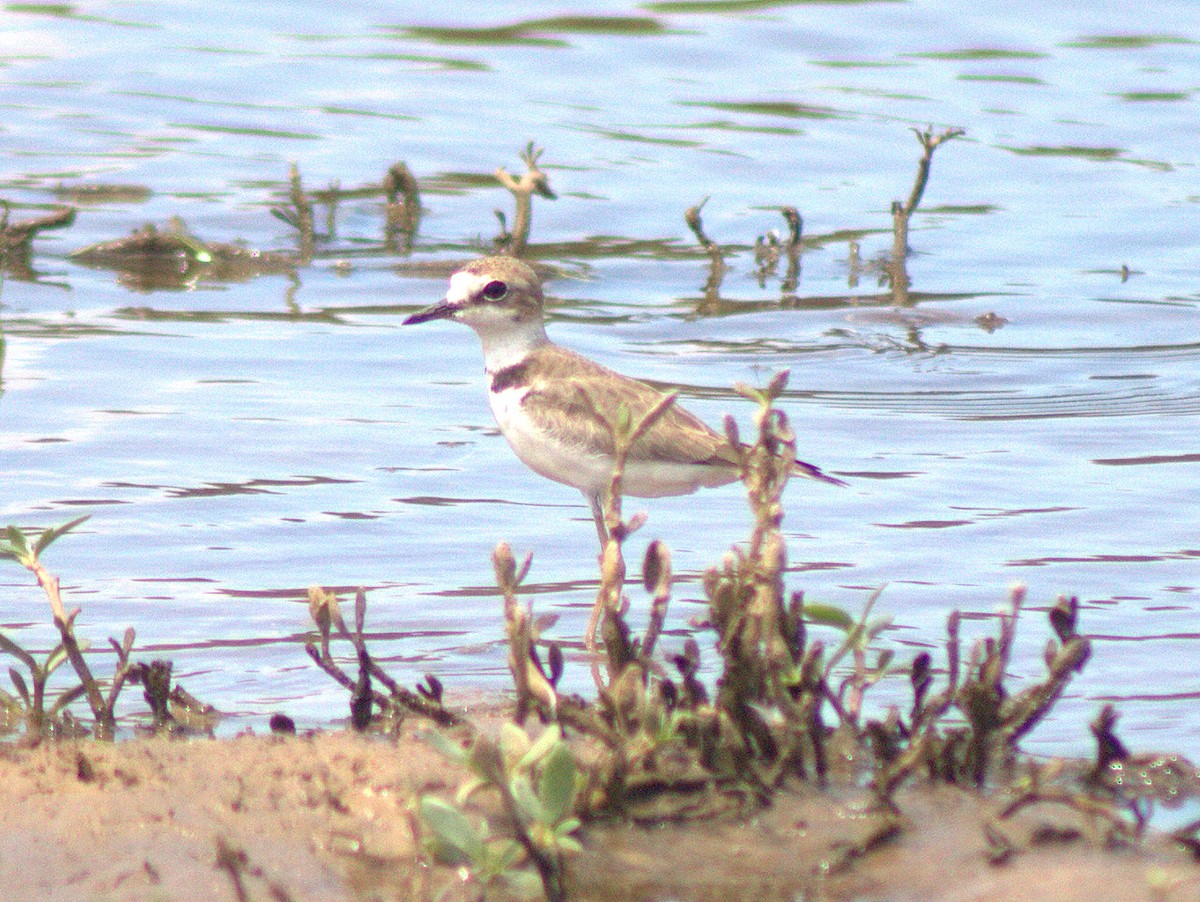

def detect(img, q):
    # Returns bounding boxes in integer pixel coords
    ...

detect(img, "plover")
[404,256,843,542]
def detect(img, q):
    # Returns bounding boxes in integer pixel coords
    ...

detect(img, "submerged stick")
[888,126,964,304]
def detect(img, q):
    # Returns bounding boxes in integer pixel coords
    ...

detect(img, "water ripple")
[809,384,1200,421]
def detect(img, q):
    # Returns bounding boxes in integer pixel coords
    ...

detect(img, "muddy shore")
[2,705,1198,902]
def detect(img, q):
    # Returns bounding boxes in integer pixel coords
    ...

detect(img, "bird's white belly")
[488,386,738,498]
[489,386,611,494]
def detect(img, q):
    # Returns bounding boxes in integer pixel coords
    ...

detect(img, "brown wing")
[519,345,739,467]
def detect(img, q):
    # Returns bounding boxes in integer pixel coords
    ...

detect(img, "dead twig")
[494,142,556,257]
[888,126,964,304]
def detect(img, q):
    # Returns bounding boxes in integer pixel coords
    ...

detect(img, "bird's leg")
[587,492,609,546]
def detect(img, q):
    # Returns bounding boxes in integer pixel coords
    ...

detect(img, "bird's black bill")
[403,299,456,325]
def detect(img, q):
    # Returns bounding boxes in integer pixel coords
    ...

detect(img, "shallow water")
[1,1,1198,753]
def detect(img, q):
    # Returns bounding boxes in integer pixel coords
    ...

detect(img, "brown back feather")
[508,345,739,468]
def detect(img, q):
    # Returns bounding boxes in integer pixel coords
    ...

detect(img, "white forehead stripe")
[447,270,489,305]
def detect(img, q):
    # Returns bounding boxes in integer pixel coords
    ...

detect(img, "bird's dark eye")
[481,280,508,301]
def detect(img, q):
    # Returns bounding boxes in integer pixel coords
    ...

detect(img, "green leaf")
[537,743,578,824]
[518,724,562,770]
[44,643,70,676]
[467,735,506,783]
[33,515,90,557]
[556,834,583,855]
[454,775,488,807]
[555,816,582,837]
[2,526,31,563]
[423,728,469,765]
[553,819,583,855]
[509,773,544,825]
[419,796,484,866]
[499,722,532,767]
[502,868,543,899]
[802,603,856,630]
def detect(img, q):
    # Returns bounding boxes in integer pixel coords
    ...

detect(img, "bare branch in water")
[494,142,556,257]
[888,126,965,304]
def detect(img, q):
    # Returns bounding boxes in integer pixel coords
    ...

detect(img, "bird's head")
[404,256,545,332]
